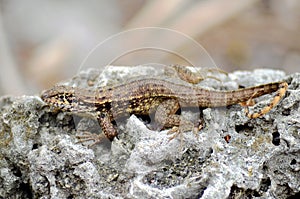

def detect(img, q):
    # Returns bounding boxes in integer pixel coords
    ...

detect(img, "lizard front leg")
[76,110,118,146]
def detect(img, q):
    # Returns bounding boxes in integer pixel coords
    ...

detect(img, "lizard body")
[41,77,288,142]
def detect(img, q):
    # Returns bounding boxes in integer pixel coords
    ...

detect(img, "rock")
[0,66,299,198]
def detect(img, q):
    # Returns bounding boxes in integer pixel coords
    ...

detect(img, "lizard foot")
[167,126,185,149]
[167,122,202,147]
[76,131,106,147]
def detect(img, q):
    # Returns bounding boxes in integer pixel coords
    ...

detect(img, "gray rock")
[0,66,299,198]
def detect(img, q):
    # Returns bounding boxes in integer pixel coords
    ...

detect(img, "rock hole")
[259,177,271,192]
[272,132,280,146]
[282,108,291,116]
[235,123,254,133]
[287,191,300,199]
[19,182,33,199]
[12,165,22,177]
[32,143,39,150]
[290,159,296,165]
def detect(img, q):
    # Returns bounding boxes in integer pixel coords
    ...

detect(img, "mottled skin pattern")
[41,76,288,143]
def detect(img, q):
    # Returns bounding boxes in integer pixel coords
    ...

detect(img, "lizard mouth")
[40,89,49,100]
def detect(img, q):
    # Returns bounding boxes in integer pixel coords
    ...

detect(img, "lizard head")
[41,85,98,117]
[41,85,77,112]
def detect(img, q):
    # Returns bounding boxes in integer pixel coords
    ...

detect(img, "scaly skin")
[41,77,288,143]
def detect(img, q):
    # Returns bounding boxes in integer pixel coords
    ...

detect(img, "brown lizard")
[41,67,288,145]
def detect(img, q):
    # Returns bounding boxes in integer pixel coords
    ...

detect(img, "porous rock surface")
[0,66,299,199]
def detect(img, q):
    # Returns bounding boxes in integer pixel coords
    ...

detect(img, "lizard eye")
[56,94,71,103]
[64,93,77,104]
[57,95,67,103]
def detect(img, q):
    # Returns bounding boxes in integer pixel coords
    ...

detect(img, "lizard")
[41,67,288,145]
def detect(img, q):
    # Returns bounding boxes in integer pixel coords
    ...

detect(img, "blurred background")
[0,0,299,95]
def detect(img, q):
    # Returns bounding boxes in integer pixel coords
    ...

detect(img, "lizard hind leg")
[154,98,200,143]
[244,82,288,119]
[154,98,181,130]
